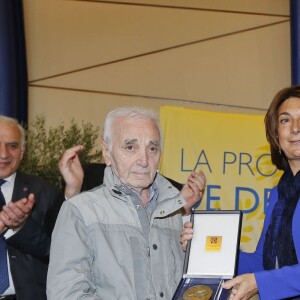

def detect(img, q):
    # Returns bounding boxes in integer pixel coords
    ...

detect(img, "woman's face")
[277,97,300,173]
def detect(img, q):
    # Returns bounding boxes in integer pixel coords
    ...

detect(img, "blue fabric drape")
[290,0,300,85]
[0,0,28,125]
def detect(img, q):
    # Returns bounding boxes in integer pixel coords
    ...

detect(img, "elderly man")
[45,151,186,234]
[0,115,60,300]
[47,107,205,299]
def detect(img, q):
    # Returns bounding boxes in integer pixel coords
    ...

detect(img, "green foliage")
[19,115,102,188]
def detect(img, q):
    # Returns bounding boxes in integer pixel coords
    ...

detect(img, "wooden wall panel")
[23,0,290,128]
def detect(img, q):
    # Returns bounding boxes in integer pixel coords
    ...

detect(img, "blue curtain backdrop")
[0,0,28,125]
[290,0,300,85]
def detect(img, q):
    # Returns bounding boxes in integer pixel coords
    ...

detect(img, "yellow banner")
[159,106,282,252]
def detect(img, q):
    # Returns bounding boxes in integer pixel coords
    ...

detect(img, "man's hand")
[222,273,258,300]
[180,221,193,252]
[0,219,8,235]
[59,145,84,198]
[181,170,206,215]
[0,193,35,232]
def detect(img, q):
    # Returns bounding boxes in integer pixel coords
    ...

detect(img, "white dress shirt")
[1,173,17,296]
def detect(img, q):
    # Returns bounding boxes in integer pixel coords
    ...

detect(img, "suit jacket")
[5,172,60,300]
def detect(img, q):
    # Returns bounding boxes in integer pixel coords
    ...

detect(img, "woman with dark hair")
[224,85,300,299]
[265,85,300,171]
[181,85,300,300]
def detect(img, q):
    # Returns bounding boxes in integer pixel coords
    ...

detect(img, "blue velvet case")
[172,210,242,300]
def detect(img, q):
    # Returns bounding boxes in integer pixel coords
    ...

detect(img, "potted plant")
[20,115,103,188]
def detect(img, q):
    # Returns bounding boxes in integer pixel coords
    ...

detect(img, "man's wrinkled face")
[102,117,161,193]
[0,121,24,179]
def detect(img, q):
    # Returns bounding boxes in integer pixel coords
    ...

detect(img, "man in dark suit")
[0,116,60,300]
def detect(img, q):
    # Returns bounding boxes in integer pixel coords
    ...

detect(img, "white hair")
[0,115,26,150]
[102,107,161,150]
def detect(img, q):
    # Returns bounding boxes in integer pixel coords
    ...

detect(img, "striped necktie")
[0,179,9,294]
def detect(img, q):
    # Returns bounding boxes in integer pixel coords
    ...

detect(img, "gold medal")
[183,285,213,300]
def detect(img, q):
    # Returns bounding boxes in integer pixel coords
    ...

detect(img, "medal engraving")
[183,285,213,300]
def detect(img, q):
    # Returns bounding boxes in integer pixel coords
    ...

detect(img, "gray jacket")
[47,167,186,300]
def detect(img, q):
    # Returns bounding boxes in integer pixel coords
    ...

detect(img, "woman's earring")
[279,146,282,155]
